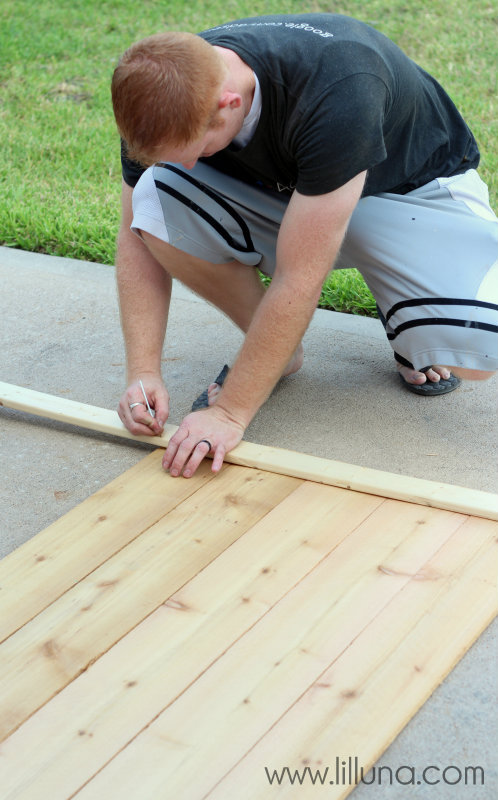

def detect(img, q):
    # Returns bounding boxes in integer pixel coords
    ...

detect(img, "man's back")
[197,13,478,196]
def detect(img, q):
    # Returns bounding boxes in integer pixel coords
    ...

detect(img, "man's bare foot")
[396,363,452,386]
[283,342,304,377]
[206,344,304,406]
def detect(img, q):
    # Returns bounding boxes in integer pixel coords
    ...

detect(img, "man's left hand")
[162,406,246,477]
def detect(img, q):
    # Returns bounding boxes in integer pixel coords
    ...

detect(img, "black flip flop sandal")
[191,364,230,411]
[395,352,461,396]
[376,307,462,397]
[399,371,461,396]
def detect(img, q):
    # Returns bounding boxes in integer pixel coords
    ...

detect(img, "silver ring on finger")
[129,402,146,411]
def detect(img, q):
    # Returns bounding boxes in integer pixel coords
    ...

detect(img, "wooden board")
[0,449,496,799]
[1,381,497,520]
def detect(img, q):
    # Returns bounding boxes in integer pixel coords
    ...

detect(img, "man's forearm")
[116,226,172,382]
[215,176,366,429]
[216,274,322,426]
[161,173,366,478]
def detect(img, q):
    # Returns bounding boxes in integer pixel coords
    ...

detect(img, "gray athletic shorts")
[131,162,498,372]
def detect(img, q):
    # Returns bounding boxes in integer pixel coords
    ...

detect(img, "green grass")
[1,0,496,315]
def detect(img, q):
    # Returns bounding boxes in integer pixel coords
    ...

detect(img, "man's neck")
[214,46,255,117]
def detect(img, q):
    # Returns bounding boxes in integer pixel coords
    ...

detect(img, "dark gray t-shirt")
[122,13,479,196]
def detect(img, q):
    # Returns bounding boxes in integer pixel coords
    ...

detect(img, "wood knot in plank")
[224,493,242,506]
[377,565,440,581]
[164,598,190,611]
[42,639,60,659]
[96,580,118,589]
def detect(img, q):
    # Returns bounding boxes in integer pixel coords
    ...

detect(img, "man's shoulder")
[199,13,389,56]
[200,12,375,37]
[199,14,402,89]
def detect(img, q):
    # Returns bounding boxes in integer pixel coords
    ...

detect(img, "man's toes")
[431,366,451,380]
[423,367,442,383]
[396,364,427,385]
[397,363,456,385]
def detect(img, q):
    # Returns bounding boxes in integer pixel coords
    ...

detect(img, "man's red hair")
[111,32,226,164]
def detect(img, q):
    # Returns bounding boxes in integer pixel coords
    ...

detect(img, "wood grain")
[0,441,496,800]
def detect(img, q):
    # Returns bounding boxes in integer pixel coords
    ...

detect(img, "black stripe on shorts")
[154,164,255,254]
[385,297,498,324]
[386,317,498,341]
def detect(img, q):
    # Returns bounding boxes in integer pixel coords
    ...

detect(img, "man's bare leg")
[142,233,493,397]
[140,231,304,395]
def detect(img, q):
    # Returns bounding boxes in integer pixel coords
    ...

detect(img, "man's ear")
[218,90,243,110]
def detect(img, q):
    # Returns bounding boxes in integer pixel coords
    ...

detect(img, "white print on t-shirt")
[210,21,334,39]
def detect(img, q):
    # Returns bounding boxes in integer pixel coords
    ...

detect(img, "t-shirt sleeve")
[292,73,390,195]
[120,140,147,187]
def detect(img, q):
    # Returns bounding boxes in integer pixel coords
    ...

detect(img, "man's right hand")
[118,374,170,436]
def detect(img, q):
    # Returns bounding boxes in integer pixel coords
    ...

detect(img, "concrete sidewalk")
[1,246,496,797]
